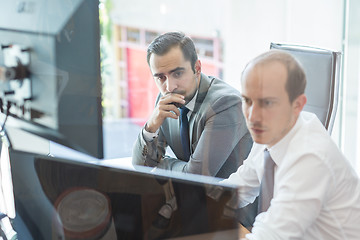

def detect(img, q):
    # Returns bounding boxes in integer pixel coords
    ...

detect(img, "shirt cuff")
[142,127,159,141]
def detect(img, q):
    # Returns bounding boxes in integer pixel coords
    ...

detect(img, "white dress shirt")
[223,111,360,240]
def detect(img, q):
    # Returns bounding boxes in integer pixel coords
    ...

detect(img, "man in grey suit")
[132,32,253,234]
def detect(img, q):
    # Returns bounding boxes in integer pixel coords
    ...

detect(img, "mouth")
[165,90,186,95]
[250,127,265,135]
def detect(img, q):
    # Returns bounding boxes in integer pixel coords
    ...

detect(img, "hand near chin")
[145,93,185,133]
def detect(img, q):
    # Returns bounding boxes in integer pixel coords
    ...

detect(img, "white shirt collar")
[184,90,198,112]
[267,113,304,166]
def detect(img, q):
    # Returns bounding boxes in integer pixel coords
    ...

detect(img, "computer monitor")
[9,150,240,240]
[0,0,103,158]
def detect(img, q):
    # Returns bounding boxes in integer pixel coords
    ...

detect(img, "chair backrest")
[270,43,341,133]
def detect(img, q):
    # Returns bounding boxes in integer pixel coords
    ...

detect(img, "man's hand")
[145,93,185,133]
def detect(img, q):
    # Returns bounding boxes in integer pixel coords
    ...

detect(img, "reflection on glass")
[10,151,240,239]
[53,188,116,239]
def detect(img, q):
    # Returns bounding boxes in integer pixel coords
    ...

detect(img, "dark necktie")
[180,106,190,161]
[258,149,275,213]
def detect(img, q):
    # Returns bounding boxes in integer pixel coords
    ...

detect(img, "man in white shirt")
[222,50,360,239]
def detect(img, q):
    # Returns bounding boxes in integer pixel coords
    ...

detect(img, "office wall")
[222,0,343,89]
[111,0,343,86]
[111,0,227,37]
[112,0,343,88]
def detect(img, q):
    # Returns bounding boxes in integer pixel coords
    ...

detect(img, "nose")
[165,76,177,92]
[247,103,261,123]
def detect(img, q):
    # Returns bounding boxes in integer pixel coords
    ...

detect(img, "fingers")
[159,104,180,119]
[161,93,186,108]
[158,94,185,115]
[145,93,185,133]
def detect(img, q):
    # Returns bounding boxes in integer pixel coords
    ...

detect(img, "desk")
[93,156,135,169]
[168,224,250,239]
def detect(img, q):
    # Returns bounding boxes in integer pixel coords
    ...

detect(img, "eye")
[241,97,252,106]
[172,70,183,78]
[260,99,274,108]
[265,100,273,106]
[156,75,167,82]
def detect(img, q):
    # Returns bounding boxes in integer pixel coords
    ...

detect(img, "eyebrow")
[153,67,185,77]
[241,95,278,101]
[258,97,279,104]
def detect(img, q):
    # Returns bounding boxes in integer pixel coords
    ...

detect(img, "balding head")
[242,50,306,103]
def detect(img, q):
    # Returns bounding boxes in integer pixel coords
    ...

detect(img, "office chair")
[270,43,341,134]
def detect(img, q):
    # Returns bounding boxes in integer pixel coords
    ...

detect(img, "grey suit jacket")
[132,73,252,178]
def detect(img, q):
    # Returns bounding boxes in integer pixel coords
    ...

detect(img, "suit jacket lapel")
[189,73,213,147]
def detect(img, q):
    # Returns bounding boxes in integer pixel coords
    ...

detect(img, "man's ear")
[195,60,201,74]
[293,94,307,115]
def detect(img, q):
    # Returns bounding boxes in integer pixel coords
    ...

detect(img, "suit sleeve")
[132,126,167,167]
[132,93,170,167]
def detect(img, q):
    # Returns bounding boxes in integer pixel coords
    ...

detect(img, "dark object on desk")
[10,150,240,240]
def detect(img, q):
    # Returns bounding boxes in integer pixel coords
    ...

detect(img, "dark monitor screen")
[10,150,240,240]
[0,0,103,158]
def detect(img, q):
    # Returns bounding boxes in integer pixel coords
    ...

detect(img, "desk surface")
[168,224,250,240]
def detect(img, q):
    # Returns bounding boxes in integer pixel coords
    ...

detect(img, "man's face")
[241,61,300,148]
[149,46,200,103]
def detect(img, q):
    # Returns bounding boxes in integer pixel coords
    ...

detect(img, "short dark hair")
[242,50,306,103]
[146,32,198,73]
